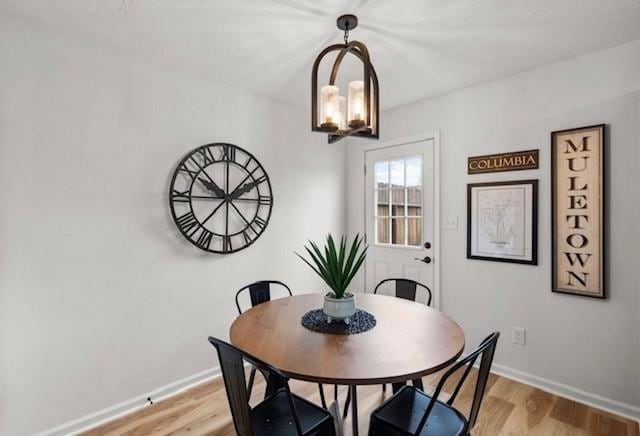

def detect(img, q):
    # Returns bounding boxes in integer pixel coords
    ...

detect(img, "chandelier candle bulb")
[348,80,365,128]
[320,85,340,130]
[331,95,347,130]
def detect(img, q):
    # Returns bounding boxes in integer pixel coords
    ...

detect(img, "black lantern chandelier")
[312,14,379,144]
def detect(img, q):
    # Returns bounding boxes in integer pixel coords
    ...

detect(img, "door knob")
[414,256,432,264]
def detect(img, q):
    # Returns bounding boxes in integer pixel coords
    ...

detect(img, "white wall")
[347,41,640,414]
[0,13,346,435]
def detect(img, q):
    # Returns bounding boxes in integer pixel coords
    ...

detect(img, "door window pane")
[408,218,422,246]
[375,161,389,189]
[375,190,389,216]
[374,156,423,247]
[390,160,404,187]
[376,217,390,244]
[406,157,422,187]
[407,205,422,217]
[390,188,405,217]
[391,218,406,245]
[407,187,422,210]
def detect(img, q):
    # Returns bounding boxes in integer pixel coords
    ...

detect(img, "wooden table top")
[229,293,465,385]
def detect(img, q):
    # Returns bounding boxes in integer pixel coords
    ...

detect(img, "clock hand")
[229,178,264,200]
[228,183,253,200]
[226,166,261,199]
[198,177,227,199]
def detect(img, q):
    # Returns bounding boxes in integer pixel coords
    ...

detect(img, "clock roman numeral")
[188,156,205,171]
[177,212,199,235]
[171,190,191,203]
[196,229,213,249]
[221,145,236,163]
[249,216,267,235]
[198,146,216,165]
[222,235,233,253]
[259,195,272,206]
[240,156,254,170]
[179,164,198,180]
[242,230,252,245]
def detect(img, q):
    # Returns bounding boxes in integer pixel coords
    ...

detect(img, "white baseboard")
[36,360,640,435]
[491,362,640,422]
[36,366,221,436]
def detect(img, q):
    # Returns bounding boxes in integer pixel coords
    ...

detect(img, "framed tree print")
[467,180,538,265]
[551,124,605,298]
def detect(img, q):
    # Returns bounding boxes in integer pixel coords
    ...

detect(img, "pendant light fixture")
[311,15,379,143]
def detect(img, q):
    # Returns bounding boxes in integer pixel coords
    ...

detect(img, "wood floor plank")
[83,372,639,436]
[495,386,553,436]
[469,395,516,436]
[551,397,592,430]
[529,417,588,436]
[587,409,640,436]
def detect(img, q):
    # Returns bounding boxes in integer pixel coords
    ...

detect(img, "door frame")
[360,131,441,309]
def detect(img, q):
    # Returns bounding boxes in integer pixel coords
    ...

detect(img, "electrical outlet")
[512,327,526,345]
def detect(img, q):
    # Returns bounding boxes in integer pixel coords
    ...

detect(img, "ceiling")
[5,0,640,109]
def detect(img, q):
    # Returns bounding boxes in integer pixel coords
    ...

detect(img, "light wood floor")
[84,367,639,436]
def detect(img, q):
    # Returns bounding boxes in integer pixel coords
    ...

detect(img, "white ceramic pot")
[323,293,356,324]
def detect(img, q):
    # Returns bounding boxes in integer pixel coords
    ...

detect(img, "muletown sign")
[551,124,605,298]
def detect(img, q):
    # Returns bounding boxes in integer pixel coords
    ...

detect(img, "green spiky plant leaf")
[296,234,368,299]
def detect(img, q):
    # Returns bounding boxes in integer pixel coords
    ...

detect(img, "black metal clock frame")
[169,143,273,254]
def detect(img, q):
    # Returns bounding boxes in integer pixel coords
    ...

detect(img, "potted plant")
[296,234,368,324]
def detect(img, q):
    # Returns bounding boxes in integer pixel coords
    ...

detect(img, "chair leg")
[381,383,386,393]
[318,383,327,409]
[342,389,351,420]
[247,367,257,397]
[391,382,406,394]
[412,378,424,391]
[349,385,358,436]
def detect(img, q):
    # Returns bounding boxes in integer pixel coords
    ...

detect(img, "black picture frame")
[467,179,538,265]
[551,124,606,299]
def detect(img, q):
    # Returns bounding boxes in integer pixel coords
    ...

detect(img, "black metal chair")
[235,280,293,396]
[342,278,434,419]
[208,337,336,436]
[373,278,432,306]
[375,278,432,393]
[367,332,500,436]
[235,280,293,314]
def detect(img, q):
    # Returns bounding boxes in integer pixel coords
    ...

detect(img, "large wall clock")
[169,143,273,253]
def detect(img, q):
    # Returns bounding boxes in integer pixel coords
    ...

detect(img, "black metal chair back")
[415,332,500,434]
[374,278,432,306]
[207,337,304,436]
[235,280,292,314]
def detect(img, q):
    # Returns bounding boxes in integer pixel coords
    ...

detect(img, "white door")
[364,140,435,305]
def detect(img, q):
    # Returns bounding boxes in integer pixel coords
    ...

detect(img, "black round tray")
[301,309,376,335]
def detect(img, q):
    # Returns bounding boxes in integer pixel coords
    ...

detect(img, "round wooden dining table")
[229,293,465,436]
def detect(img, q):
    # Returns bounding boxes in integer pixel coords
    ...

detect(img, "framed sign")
[468,149,539,174]
[467,180,538,265]
[551,124,605,298]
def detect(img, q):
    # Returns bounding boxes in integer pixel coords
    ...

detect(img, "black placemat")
[301,309,376,335]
